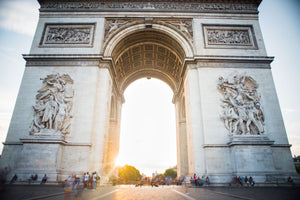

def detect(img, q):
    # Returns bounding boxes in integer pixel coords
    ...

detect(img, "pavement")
[0,184,299,200]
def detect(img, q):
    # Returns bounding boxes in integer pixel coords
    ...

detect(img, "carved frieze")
[203,25,256,49]
[31,74,74,136]
[39,1,259,14]
[218,73,264,136]
[40,24,95,47]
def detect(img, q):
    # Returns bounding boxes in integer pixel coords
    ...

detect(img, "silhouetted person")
[10,174,18,184]
[41,174,48,184]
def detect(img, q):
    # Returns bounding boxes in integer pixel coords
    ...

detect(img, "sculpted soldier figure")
[31,74,74,135]
[218,73,264,135]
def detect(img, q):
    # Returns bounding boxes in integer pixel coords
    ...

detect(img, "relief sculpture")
[45,27,91,44]
[31,74,74,136]
[166,20,193,41]
[218,73,264,135]
[41,24,95,47]
[207,29,250,45]
[104,19,132,41]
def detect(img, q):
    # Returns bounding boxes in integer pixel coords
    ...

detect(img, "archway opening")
[104,27,190,177]
[116,78,176,176]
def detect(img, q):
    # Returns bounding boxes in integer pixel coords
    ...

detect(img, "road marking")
[172,189,197,200]
[91,189,119,200]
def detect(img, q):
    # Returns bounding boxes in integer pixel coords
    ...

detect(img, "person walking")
[92,172,97,191]
[64,175,75,200]
[183,176,189,194]
[84,172,90,188]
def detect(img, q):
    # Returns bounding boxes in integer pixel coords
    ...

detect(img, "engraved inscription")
[41,24,95,47]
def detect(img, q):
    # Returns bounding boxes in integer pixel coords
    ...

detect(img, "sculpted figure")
[31,101,46,133]
[30,73,74,135]
[38,95,58,129]
[105,20,128,38]
[54,101,68,131]
[176,21,192,39]
[218,73,264,135]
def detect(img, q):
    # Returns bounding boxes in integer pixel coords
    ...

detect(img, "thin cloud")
[0,0,39,36]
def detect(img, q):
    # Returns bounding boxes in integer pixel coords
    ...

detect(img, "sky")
[0,0,299,176]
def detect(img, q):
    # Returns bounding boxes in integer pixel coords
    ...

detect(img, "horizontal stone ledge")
[271,144,292,148]
[4,140,92,147]
[64,143,92,146]
[203,143,292,148]
[193,55,274,64]
[23,54,107,60]
[20,137,67,144]
[2,142,23,145]
[23,54,114,67]
[24,54,273,63]
[203,144,230,148]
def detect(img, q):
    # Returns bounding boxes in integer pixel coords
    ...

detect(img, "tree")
[118,165,142,181]
[164,168,177,179]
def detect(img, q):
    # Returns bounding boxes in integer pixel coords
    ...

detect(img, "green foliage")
[118,165,142,181]
[155,173,165,180]
[163,168,177,179]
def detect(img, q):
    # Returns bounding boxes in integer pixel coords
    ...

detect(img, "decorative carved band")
[39,1,259,13]
[203,25,256,49]
[40,24,95,47]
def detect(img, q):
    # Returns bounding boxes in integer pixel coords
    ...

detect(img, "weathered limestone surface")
[0,0,297,184]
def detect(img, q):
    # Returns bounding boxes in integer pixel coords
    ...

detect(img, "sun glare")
[117,78,177,176]
[115,154,127,167]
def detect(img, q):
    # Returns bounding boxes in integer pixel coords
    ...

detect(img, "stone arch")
[103,21,194,58]
[103,22,193,98]
[103,21,191,177]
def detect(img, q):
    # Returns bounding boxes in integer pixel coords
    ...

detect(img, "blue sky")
[0,0,299,174]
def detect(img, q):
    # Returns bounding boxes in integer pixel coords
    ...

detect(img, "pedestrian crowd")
[232,176,255,186]
[191,174,210,186]
[64,172,100,200]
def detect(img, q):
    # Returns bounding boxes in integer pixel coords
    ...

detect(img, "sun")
[115,154,127,167]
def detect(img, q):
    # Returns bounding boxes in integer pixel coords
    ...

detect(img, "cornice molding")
[38,0,261,14]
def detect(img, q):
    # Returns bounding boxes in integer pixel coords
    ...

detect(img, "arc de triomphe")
[0,0,297,184]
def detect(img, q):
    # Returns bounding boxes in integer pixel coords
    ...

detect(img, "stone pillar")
[184,65,206,176]
[89,65,113,175]
[175,95,189,177]
[103,94,122,175]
